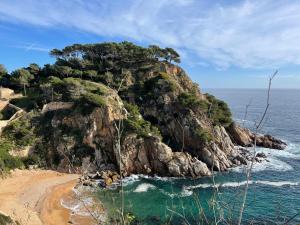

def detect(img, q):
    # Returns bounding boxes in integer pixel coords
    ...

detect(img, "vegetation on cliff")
[0,41,236,175]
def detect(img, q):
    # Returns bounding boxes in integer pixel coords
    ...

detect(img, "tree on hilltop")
[10,68,34,96]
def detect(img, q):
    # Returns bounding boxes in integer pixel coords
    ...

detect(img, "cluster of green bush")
[178,92,208,110]
[0,115,41,174]
[142,72,177,99]
[124,103,161,138]
[40,76,108,107]
[0,212,20,225]
[177,91,232,127]
[195,127,213,143]
[205,94,232,127]
[0,139,24,173]
[2,116,36,147]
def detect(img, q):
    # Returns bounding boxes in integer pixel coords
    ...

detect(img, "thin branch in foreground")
[237,70,278,225]
[242,98,252,127]
[166,207,192,225]
[283,211,300,225]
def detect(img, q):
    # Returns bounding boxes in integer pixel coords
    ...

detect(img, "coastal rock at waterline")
[256,134,287,150]
[121,135,211,177]
[227,123,253,146]
[227,122,287,150]
[256,152,267,158]
[37,62,286,179]
[87,170,121,186]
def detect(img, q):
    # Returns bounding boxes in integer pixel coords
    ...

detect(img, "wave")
[285,142,300,155]
[232,143,300,173]
[61,186,106,222]
[123,174,180,187]
[159,188,194,198]
[132,182,193,197]
[133,183,156,192]
[122,174,143,186]
[184,180,299,190]
[255,180,299,187]
[60,194,94,217]
[232,156,294,173]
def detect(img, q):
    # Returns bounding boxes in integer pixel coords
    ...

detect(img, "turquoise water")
[97,89,300,224]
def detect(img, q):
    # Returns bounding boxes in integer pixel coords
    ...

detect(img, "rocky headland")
[0,42,286,184]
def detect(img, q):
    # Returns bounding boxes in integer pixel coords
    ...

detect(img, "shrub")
[10,97,37,111]
[195,127,212,143]
[2,116,36,147]
[205,94,232,127]
[22,154,40,167]
[48,76,64,86]
[0,212,13,225]
[143,72,176,94]
[43,77,108,107]
[178,92,208,110]
[0,138,24,172]
[82,92,106,107]
[124,103,161,138]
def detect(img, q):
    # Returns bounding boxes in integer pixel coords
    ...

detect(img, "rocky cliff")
[34,64,285,178]
[0,42,286,178]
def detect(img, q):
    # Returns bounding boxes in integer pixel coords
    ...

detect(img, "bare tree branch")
[237,70,278,225]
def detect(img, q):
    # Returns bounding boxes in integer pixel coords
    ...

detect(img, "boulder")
[227,122,252,146]
[104,177,113,186]
[121,134,211,178]
[256,134,287,150]
[227,122,287,150]
[256,152,267,158]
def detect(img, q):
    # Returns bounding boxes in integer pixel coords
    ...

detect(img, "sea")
[96,89,300,224]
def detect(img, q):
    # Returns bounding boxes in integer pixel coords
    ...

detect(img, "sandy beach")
[0,169,85,225]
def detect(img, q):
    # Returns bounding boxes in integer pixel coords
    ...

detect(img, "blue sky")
[0,0,300,88]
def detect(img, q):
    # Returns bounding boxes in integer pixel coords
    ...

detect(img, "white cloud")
[13,44,50,52]
[0,0,300,69]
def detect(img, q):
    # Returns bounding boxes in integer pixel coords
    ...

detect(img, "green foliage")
[2,116,36,147]
[124,103,161,138]
[0,64,7,78]
[21,154,40,167]
[0,64,7,86]
[10,68,34,87]
[0,107,17,120]
[50,42,181,75]
[44,77,108,103]
[165,47,181,63]
[205,94,232,127]
[178,92,208,110]
[195,127,212,143]
[57,65,72,77]
[48,76,64,86]
[82,92,106,107]
[83,70,98,80]
[27,63,40,76]
[143,72,176,95]
[0,138,24,173]
[0,212,13,225]
[10,96,37,111]
[71,69,83,78]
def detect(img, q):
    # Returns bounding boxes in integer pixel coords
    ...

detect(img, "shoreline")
[0,169,96,225]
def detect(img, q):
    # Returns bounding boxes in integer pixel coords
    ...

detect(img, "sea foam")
[184,180,299,190]
[133,183,156,192]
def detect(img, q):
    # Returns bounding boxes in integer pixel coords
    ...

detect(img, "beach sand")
[0,169,95,225]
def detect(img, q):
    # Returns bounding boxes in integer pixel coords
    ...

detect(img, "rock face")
[121,135,211,177]
[35,63,286,178]
[227,122,286,150]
